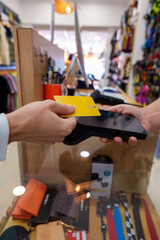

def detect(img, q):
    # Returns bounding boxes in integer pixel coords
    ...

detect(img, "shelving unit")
[128,0,151,100]
[106,0,153,101]
[107,1,138,93]
[129,0,160,105]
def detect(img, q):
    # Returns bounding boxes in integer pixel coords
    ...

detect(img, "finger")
[62,117,77,135]
[51,102,76,115]
[67,117,77,129]
[128,136,137,146]
[103,105,120,112]
[100,138,113,143]
[106,104,126,112]
[114,136,123,145]
[106,104,137,116]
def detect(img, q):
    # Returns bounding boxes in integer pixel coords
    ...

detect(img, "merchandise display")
[117,191,136,240]
[0,2,19,113]
[107,207,117,240]
[113,204,125,240]
[35,221,65,240]
[133,0,160,105]
[11,178,48,220]
[68,231,86,240]
[97,200,107,240]
[91,154,113,199]
[1,148,159,239]
[131,193,145,240]
[143,198,159,240]
[107,1,138,91]
[29,188,57,226]
[2,177,159,240]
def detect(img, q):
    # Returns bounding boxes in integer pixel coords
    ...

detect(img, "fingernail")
[69,105,76,110]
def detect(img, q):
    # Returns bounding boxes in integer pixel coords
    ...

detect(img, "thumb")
[63,117,77,133]
[52,102,76,116]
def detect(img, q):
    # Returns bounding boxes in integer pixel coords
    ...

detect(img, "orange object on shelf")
[11,178,47,219]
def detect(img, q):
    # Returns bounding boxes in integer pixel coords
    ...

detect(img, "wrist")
[6,112,25,143]
[140,107,154,132]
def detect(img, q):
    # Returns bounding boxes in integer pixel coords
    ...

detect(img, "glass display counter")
[0,130,160,240]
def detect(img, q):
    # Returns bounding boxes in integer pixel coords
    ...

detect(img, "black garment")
[0,75,13,113]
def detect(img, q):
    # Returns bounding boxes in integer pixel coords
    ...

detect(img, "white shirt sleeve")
[0,113,9,161]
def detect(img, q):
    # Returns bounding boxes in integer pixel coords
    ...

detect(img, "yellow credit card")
[54,96,101,117]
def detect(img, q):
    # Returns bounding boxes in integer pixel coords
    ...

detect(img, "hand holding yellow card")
[54,96,101,117]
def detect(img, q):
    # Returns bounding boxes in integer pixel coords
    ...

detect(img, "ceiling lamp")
[66,5,71,14]
[55,0,74,14]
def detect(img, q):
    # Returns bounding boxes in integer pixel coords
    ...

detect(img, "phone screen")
[78,110,147,134]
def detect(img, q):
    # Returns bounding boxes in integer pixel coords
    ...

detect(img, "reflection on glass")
[12,186,25,196]
[80,151,90,158]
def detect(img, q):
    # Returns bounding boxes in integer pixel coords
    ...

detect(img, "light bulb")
[66,5,71,14]
[75,185,80,192]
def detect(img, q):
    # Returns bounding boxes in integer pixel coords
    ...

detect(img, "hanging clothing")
[0,23,10,65]
[0,74,18,113]
[4,26,15,64]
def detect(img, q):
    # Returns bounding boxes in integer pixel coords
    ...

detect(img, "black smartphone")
[64,109,147,145]
[79,110,147,137]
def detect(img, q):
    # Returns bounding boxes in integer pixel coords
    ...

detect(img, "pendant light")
[55,0,74,14]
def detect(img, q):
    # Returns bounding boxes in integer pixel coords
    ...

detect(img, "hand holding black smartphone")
[63,109,147,145]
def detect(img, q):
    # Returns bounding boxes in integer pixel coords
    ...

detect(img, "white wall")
[20,0,127,28]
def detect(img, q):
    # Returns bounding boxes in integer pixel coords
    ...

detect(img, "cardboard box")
[90,155,113,199]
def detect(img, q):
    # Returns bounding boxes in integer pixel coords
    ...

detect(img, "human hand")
[6,100,77,145]
[100,104,150,146]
